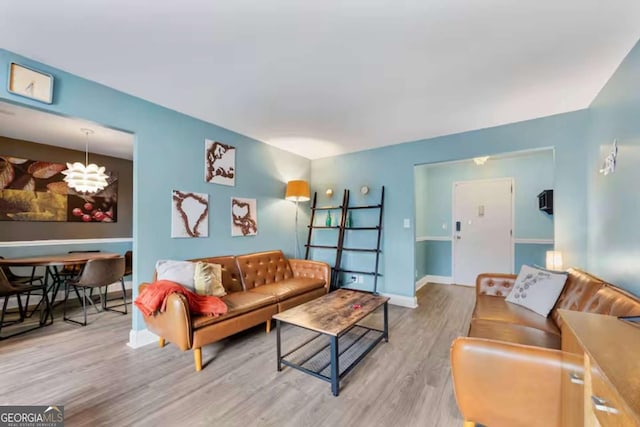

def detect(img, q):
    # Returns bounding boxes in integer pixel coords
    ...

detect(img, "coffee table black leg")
[383,301,389,342]
[330,335,339,396]
[276,319,282,372]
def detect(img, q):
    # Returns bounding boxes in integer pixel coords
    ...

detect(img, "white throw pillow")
[505,264,568,317]
[155,259,196,290]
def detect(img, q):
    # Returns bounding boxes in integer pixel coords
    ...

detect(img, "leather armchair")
[451,337,583,427]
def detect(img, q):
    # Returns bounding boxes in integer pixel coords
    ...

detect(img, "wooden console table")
[559,309,640,426]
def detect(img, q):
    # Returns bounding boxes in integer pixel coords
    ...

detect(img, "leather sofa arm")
[289,259,331,291]
[137,283,193,351]
[450,337,582,427]
[476,273,517,297]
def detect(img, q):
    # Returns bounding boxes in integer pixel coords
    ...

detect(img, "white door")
[452,178,513,286]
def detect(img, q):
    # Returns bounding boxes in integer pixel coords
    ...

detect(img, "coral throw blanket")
[135,280,228,317]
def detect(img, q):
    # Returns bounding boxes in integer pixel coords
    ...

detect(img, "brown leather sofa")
[451,268,640,427]
[139,250,330,371]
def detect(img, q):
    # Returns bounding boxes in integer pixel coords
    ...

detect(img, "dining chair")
[58,250,101,280]
[124,250,133,277]
[0,256,43,285]
[0,268,52,340]
[63,256,127,326]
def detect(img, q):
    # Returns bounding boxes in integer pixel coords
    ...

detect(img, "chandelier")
[62,128,109,194]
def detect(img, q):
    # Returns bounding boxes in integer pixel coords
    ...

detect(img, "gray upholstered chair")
[0,268,52,340]
[63,256,127,326]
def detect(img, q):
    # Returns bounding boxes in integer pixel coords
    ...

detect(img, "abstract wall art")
[171,190,209,238]
[205,139,235,186]
[0,155,118,222]
[231,197,257,236]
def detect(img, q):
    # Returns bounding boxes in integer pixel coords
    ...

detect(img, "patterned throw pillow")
[194,262,226,297]
[505,264,568,316]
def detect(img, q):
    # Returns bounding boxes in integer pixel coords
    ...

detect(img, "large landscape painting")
[0,155,118,222]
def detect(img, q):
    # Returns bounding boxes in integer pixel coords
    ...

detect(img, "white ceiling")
[1,0,639,160]
[0,101,134,160]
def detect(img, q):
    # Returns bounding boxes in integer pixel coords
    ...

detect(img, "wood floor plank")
[0,283,474,426]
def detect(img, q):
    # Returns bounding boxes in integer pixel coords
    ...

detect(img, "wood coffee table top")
[273,289,389,337]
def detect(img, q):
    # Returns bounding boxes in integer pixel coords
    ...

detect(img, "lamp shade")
[62,162,109,194]
[285,180,310,202]
[545,250,563,271]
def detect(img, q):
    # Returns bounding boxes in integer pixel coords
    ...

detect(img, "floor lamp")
[285,180,310,259]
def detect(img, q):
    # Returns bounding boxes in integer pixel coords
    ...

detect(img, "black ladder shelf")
[305,187,385,294]
[304,190,348,289]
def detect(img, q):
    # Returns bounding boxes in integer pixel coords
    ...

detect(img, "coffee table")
[274,289,389,396]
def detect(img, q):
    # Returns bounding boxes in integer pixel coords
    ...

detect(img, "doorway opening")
[414,148,555,288]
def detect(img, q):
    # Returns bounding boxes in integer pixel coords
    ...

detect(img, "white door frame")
[451,177,515,285]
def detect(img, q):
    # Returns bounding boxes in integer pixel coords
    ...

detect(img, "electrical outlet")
[358,275,364,284]
[350,275,357,283]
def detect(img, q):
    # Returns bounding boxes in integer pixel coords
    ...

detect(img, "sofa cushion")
[469,319,561,349]
[582,285,640,317]
[189,255,244,293]
[192,291,276,329]
[505,265,567,316]
[236,250,293,289]
[551,268,607,327]
[194,262,226,297]
[247,277,325,301]
[473,295,560,336]
[155,260,196,289]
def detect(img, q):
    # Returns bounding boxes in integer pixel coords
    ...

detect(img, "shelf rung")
[312,206,342,211]
[347,204,382,210]
[345,226,379,230]
[342,248,380,253]
[335,269,381,276]
[305,245,338,249]
[308,226,339,229]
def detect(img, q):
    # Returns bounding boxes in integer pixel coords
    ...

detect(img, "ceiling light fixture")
[473,156,489,165]
[62,128,109,194]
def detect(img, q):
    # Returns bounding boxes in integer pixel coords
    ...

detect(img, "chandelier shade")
[62,162,109,194]
[62,128,109,194]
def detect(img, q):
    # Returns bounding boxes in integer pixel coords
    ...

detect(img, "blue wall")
[0,49,311,331]
[312,111,589,297]
[587,41,640,295]
[415,150,554,239]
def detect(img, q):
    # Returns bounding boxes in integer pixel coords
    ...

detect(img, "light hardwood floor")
[0,283,474,427]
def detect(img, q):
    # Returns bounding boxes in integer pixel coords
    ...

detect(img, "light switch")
[478,205,485,217]
[403,218,411,228]
[441,223,447,230]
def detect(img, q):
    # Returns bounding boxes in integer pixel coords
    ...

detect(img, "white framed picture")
[171,190,209,238]
[231,197,257,236]
[205,139,235,186]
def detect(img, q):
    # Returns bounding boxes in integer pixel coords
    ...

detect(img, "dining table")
[0,252,122,318]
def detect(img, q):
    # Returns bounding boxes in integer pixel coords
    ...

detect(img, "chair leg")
[102,279,128,315]
[64,285,90,326]
[194,347,203,372]
[266,319,271,333]
[159,337,166,348]
[0,296,9,336]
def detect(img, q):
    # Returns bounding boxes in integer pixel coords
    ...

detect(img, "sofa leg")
[463,421,475,427]
[266,320,271,334]
[194,347,202,372]
[159,337,166,348]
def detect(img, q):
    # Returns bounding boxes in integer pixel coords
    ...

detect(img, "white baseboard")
[422,275,453,285]
[380,292,418,309]
[127,328,158,349]
[415,276,429,291]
